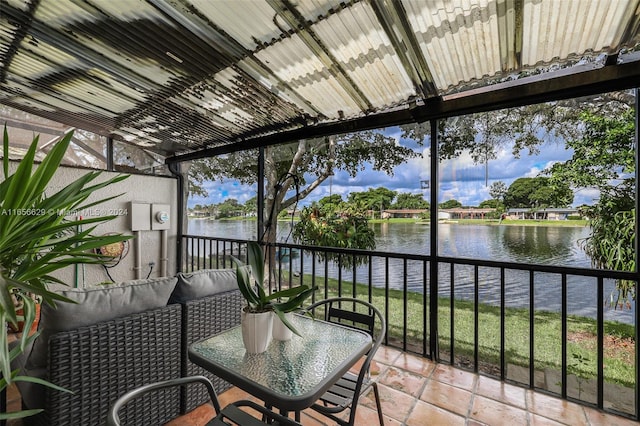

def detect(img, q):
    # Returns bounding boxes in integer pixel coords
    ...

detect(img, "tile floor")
[6,345,638,425]
[165,345,638,426]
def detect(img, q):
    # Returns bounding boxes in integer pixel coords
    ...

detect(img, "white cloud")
[189,128,589,208]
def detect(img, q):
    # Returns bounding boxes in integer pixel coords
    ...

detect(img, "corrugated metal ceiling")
[0,0,639,160]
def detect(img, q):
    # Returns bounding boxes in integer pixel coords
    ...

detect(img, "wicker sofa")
[12,269,243,426]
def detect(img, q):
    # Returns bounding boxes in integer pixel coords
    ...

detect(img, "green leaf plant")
[0,126,132,420]
[233,241,316,336]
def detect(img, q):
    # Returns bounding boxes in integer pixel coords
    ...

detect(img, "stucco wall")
[5,162,179,287]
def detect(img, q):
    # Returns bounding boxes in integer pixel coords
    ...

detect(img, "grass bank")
[284,271,634,388]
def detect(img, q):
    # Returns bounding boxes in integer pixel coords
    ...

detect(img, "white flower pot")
[241,310,273,353]
[272,312,294,341]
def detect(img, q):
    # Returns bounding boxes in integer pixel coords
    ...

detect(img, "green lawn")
[284,271,635,388]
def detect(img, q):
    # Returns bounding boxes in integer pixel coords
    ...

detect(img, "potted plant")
[233,242,315,352]
[0,126,131,422]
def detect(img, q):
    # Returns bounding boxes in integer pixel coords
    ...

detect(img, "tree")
[489,181,508,202]
[243,196,257,216]
[478,199,502,209]
[504,177,572,209]
[401,94,634,174]
[347,187,397,213]
[401,110,540,186]
[217,198,242,218]
[439,199,462,209]
[292,201,375,267]
[392,193,430,210]
[317,194,343,211]
[188,132,420,261]
[545,108,635,307]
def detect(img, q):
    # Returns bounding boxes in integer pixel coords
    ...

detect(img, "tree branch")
[281,136,335,210]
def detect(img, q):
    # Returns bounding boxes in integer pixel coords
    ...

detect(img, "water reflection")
[498,226,583,264]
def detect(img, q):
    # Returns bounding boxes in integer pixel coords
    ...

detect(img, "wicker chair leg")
[373,382,384,426]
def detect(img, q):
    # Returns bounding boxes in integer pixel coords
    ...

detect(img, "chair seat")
[206,403,269,426]
[207,404,260,425]
[314,372,375,411]
[208,400,299,426]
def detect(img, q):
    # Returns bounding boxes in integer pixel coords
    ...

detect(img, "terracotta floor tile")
[362,382,417,423]
[300,406,332,424]
[8,342,637,426]
[392,352,436,377]
[583,406,640,426]
[370,359,384,376]
[470,395,528,425]
[466,420,490,426]
[526,390,588,425]
[216,386,254,407]
[431,363,477,391]
[165,404,215,426]
[350,403,403,426]
[406,400,466,426]
[420,379,472,416]
[529,412,569,426]
[347,356,387,378]
[374,345,402,366]
[299,412,328,426]
[379,365,427,397]
[475,375,527,409]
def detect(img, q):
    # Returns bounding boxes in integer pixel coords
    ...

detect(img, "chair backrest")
[305,297,384,340]
[304,297,386,376]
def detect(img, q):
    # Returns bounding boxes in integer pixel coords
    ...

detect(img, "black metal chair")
[106,375,301,426]
[302,297,386,426]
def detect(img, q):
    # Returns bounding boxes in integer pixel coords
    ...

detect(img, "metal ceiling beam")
[153,0,322,119]
[613,0,640,53]
[266,0,373,112]
[369,0,438,98]
[166,55,640,163]
[496,0,524,71]
[0,3,161,98]
[0,1,41,83]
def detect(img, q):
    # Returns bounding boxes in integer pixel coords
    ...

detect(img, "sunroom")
[1,0,639,425]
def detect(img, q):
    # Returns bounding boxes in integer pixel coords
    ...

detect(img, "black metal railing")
[182,234,639,420]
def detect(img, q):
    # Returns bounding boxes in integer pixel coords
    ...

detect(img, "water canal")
[188,219,635,325]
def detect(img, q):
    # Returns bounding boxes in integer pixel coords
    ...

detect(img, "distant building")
[189,210,209,218]
[506,208,580,220]
[381,209,428,219]
[439,208,496,220]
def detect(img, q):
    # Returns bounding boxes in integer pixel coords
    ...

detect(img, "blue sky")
[188,126,599,209]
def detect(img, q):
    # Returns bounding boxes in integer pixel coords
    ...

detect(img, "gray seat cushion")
[170,269,237,303]
[25,276,178,370]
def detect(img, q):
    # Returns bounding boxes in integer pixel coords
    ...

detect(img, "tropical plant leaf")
[234,263,260,308]
[0,126,130,408]
[245,242,264,288]
[0,408,45,420]
[2,125,8,179]
[271,286,317,313]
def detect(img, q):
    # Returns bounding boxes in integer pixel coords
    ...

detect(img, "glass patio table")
[188,314,373,412]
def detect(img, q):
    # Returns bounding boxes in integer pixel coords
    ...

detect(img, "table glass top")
[190,315,372,397]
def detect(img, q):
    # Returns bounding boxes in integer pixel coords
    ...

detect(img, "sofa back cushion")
[170,269,237,303]
[26,276,178,369]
